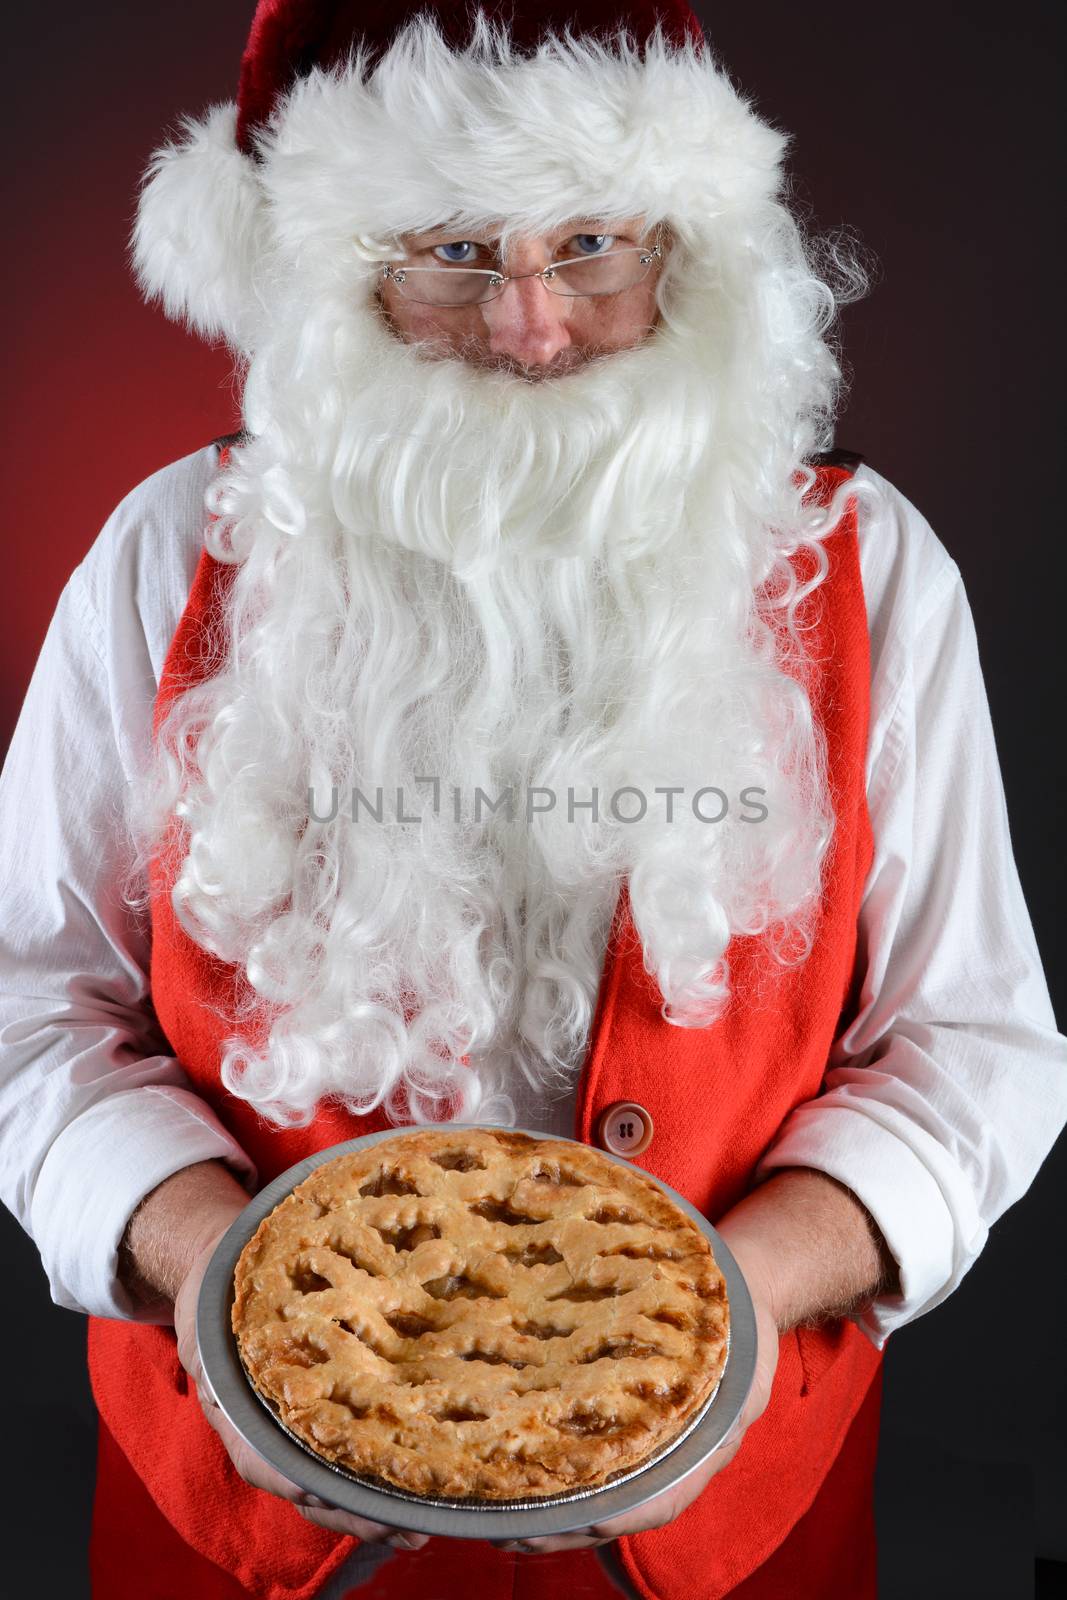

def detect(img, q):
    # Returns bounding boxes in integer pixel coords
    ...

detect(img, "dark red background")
[1,3,1064,1594]
[2,3,1063,770]
[6,0,1063,1049]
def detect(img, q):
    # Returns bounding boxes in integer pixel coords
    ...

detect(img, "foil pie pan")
[197,1125,757,1540]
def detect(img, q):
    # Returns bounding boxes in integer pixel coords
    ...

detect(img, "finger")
[182,1321,429,1546]
[296,1502,429,1547]
[234,1447,425,1544]
[583,1448,736,1544]
[386,1531,431,1550]
[506,1538,614,1552]
[191,1373,422,1544]
[486,1479,703,1551]
[224,1433,404,1541]
[491,1532,615,1553]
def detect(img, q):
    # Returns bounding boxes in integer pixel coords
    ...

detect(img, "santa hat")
[132,1,787,354]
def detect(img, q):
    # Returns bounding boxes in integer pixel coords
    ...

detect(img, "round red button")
[596,1101,654,1158]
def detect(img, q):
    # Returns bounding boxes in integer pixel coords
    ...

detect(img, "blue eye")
[572,234,614,255]
[433,241,479,263]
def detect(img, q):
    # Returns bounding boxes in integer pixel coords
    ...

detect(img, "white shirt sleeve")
[4,450,1063,1337]
[755,466,1067,1346]
[0,448,258,1324]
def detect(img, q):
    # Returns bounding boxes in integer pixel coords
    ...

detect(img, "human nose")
[479,268,573,366]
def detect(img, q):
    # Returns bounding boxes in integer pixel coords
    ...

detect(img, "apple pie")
[231,1128,729,1501]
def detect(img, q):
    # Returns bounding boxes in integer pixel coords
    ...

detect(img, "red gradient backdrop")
[1,0,1063,892]
[1,6,249,736]
[2,3,1066,1588]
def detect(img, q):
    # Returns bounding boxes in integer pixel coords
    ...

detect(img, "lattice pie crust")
[232,1129,729,1500]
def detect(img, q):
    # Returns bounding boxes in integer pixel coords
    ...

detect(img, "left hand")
[175,1225,430,1552]
[490,1230,780,1554]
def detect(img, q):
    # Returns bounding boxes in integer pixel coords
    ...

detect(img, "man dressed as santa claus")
[1,3,1063,1598]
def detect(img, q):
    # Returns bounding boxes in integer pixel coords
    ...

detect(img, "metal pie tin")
[197,1124,757,1540]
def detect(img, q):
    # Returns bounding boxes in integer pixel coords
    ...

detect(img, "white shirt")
[1,444,1063,1348]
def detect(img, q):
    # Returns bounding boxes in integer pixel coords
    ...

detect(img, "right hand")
[173,1220,430,1552]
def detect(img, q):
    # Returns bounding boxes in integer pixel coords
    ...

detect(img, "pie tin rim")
[197,1124,757,1540]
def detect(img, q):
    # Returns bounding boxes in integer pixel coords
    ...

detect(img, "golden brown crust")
[231,1129,729,1501]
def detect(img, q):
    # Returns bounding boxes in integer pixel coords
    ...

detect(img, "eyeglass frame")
[379,237,664,307]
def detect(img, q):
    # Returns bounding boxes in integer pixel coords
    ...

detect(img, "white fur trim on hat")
[131,102,267,354]
[132,17,786,354]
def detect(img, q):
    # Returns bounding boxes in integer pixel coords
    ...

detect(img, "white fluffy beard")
[129,274,841,1132]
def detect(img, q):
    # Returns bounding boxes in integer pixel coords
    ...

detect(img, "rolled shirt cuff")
[30,1081,259,1322]
[753,1102,983,1347]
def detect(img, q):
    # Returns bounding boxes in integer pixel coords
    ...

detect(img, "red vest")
[87,462,880,1600]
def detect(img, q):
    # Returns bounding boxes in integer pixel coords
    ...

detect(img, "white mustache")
[126,243,840,1133]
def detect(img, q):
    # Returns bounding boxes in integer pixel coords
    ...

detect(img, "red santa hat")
[235,2,708,154]
[132,1,787,353]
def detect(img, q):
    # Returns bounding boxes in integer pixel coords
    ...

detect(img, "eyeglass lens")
[387,248,655,307]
